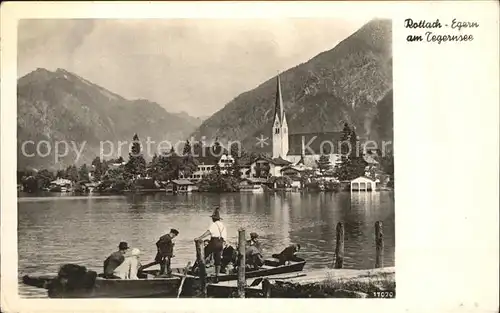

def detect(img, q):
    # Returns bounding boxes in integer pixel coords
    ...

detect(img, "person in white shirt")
[113,248,142,279]
[194,207,227,282]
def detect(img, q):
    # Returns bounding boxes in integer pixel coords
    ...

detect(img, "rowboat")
[21,257,306,298]
[22,267,187,298]
[185,257,306,282]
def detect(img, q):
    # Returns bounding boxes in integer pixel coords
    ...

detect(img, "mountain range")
[17,18,393,171]
[189,18,393,153]
[17,68,202,170]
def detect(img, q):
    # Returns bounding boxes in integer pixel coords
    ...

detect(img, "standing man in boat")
[103,241,129,278]
[194,207,227,283]
[155,228,179,276]
[139,229,179,276]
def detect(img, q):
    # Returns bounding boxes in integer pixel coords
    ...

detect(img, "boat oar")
[176,261,192,298]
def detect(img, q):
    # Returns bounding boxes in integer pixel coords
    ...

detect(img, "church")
[249,75,342,178]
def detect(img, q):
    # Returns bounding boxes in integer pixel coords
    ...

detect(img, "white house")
[217,154,234,173]
[181,163,216,181]
[350,176,377,192]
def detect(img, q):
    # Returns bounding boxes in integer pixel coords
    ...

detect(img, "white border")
[2,1,499,313]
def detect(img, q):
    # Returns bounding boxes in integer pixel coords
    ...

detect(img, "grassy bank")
[269,271,395,298]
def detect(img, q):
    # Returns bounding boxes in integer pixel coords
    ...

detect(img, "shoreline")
[17,188,394,199]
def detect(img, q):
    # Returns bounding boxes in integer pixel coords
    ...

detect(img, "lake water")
[18,191,395,297]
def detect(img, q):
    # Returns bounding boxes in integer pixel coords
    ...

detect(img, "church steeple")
[272,73,289,159]
[274,74,285,124]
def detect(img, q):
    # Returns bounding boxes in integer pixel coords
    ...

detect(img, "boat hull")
[188,258,306,282]
[50,277,183,298]
[22,258,306,298]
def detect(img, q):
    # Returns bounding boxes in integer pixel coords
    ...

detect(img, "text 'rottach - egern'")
[404,18,479,44]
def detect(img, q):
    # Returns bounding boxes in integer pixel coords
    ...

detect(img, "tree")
[180,141,198,178]
[147,153,160,180]
[106,166,125,181]
[65,165,79,182]
[22,176,38,193]
[380,153,394,187]
[230,158,242,179]
[79,164,89,182]
[125,134,146,179]
[36,169,55,190]
[183,140,192,156]
[228,143,245,179]
[91,157,104,181]
[316,154,332,174]
[350,156,368,179]
[156,154,170,181]
[192,141,204,158]
[182,155,198,178]
[230,143,242,160]
[336,123,367,181]
[269,176,292,188]
[198,170,240,192]
[164,148,182,180]
[56,169,66,179]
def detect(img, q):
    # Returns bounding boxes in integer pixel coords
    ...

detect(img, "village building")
[249,155,291,178]
[49,178,73,192]
[167,179,197,193]
[179,143,252,181]
[239,177,267,193]
[290,177,302,189]
[350,176,377,192]
[280,162,314,178]
[83,182,98,193]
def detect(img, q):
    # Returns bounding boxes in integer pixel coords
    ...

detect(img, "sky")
[18,18,368,117]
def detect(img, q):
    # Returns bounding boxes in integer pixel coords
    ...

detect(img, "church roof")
[252,155,291,166]
[273,74,285,124]
[271,156,292,166]
[287,132,342,155]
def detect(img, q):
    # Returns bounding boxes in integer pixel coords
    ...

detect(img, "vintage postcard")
[1,1,498,313]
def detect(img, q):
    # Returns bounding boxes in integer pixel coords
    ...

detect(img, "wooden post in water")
[237,228,246,298]
[375,221,384,268]
[194,239,207,297]
[334,222,344,269]
[262,279,272,298]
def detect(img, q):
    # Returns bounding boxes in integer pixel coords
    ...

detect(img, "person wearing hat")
[153,228,179,276]
[247,232,262,253]
[194,207,227,282]
[243,232,264,270]
[245,244,265,270]
[113,248,142,279]
[103,241,129,278]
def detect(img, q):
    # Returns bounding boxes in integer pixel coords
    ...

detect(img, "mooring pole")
[334,222,345,269]
[195,239,207,297]
[237,228,246,298]
[375,221,384,268]
[262,279,272,298]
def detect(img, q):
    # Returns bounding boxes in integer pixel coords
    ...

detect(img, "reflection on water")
[18,191,394,295]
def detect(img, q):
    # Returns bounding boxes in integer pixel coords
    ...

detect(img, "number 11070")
[371,291,395,298]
